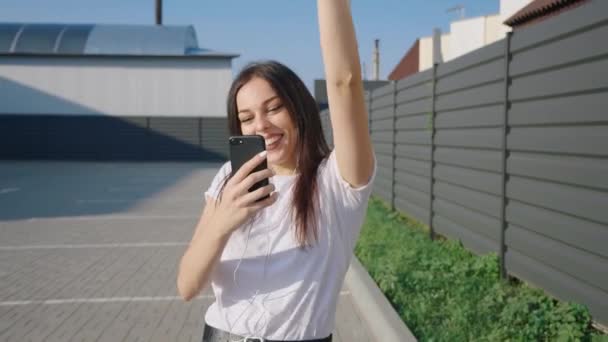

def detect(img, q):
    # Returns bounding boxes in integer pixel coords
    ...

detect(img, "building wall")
[449,17,487,60]
[413,0,533,72]
[485,14,510,44]
[500,0,534,20]
[0,56,232,117]
[419,33,451,72]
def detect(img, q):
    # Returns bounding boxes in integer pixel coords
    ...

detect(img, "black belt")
[202,323,332,342]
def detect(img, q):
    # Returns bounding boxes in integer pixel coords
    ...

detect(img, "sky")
[0,0,499,91]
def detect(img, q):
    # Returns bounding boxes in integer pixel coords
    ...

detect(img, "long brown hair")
[221,60,330,248]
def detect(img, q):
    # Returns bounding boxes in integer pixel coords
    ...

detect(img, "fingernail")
[258,151,267,158]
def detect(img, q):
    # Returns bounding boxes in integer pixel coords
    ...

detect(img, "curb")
[344,256,417,342]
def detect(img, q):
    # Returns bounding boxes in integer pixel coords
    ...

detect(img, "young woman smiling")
[178,1,375,341]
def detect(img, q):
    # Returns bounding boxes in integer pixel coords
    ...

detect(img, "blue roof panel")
[14,24,64,53]
[0,23,20,52]
[57,25,93,54]
[0,23,237,58]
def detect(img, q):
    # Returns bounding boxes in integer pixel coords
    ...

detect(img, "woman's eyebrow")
[238,96,279,114]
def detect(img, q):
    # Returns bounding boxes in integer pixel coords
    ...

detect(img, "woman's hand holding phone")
[213,151,278,236]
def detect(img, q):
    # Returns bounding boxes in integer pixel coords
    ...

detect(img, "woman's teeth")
[265,135,282,147]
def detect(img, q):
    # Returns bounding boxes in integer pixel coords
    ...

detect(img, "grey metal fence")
[0,115,228,160]
[320,0,608,326]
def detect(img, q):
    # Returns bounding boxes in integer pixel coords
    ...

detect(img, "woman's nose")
[254,114,271,132]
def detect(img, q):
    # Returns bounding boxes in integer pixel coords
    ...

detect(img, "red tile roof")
[504,0,589,27]
[388,39,420,81]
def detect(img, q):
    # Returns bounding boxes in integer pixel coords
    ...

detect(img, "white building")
[0,23,238,160]
[390,0,532,80]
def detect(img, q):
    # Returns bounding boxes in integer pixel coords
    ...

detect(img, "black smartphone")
[229,135,270,200]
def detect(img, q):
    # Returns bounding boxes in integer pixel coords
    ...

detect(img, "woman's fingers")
[239,183,275,207]
[249,191,279,211]
[236,168,274,194]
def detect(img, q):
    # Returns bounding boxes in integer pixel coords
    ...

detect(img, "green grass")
[354,197,607,341]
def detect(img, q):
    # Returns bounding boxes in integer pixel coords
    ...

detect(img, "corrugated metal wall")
[320,0,608,326]
[0,115,228,160]
[0,57,232,117]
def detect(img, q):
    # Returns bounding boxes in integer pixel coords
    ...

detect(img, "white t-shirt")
[203,149,376,340]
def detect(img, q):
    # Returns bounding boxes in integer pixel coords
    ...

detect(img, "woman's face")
[236,77,298,172]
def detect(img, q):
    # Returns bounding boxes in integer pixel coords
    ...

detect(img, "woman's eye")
[269,104,283,113]
[240,117,252,123]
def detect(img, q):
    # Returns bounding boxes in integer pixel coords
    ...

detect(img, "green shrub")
[355,197,605,341]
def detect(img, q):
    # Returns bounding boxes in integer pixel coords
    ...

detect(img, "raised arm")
[318,0,374,187]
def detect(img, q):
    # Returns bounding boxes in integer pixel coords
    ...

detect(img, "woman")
[177,1,375,341]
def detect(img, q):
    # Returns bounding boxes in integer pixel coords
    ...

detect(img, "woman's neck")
[270,162,297,176]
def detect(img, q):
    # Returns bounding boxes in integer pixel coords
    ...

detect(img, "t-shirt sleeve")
[322,149,377,209]
[204,161,232,203]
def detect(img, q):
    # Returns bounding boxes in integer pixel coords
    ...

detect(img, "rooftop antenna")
[372,39,380,81]
[362,61,367,80]
[446,5,465,20]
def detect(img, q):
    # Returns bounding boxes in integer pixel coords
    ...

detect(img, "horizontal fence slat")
[376,166,392,181]
[434,163,502,196]
[395,144,431,161]
[510,58,608,101]
[374,142,393,156]
[435,82,503,111]
[372,106,393,120]
[371,131,392,144]
[435,127,502,149]
[436,104,503,129]
[374,181,392,197]
[433,215,498,255]
[435,147,501,172]
[505,248,608,326]
[510,91,608,126]
[395,130,431,145]
[510,23,608,77]
[509,0,608,53]
[395,114,429,130]
[374,190,392,201]
[374,171,392,186]
[396,98,432,117]
[371,93,394,110]
[508,125,608,156]
[507,175,608,225]
[396,68,433,90]
[395,182,429,210]
[395,156,430,177]
[394,170,429,194]
[434,180,502,219]
[509,151,608,191]
[434,197,501,242]
[506,200,608,259]
[372,118,394,131]
[376,154,393,169]
[371,83,395,98]
[506,224,608,292]
[394,197,429,225]
[395,82,432,104]
[436,58,504,95]
[436,39,505,77]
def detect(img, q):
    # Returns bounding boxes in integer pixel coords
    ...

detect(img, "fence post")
[198,118,203,149]
[429,64,438,241]
[499,32,513,280]
[391,81,397,211]
[367,91,373,135]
